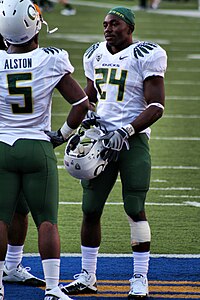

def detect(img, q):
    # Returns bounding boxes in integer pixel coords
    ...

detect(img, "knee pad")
[127,216,151,246]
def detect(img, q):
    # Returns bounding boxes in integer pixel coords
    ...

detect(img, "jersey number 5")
[95,68,127,101]
[7,73,33,114]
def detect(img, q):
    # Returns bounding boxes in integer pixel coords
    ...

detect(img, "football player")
[0,1,88,300]
[0,33,45,288]
[59,0,76,16]
[62,6,167,299]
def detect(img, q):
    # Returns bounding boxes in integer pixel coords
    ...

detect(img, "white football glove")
[100,124,135,162]
[81,110,101,129]
[101,128,130,151]
[45,129,65,148]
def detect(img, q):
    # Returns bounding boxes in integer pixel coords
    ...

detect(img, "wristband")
[90,102,96,108]
[123,124,135,137]
[60,122,75,139]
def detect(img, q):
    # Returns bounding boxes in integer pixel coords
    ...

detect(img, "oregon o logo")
[27,4,36,21]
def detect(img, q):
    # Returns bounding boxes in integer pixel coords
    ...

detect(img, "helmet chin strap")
[34,3,58,34]
[42,19,58,34]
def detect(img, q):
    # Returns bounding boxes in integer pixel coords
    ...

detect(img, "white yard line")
[151,166,200,169]
[52,113,200,120]
[58,201,200,207]
[58,165,200,169]
[166,81,200,85]
[53,95,200,101]
[151,136,200,140]
[166,96,200,100]
[148,9,200,18]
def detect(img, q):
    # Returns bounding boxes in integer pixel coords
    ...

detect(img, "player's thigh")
[81,162,119,215]
[119,134,151,216]
[15,191,30,215]
[0,142,21,224]
[22,140,59,226]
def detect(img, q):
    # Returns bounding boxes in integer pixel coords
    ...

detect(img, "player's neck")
[7,43,37,54]
[107,42,133,54]
[7,34,38,54]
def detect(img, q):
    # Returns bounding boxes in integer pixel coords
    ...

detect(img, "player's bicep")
[84,77,98,103]
[56,73,86,104]
[143,76,165,107]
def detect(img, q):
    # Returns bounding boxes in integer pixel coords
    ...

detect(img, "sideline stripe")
[73,0,122,9]
[23,253,200,258]
[58,279,200,298]
[6,256,200,299]
[73,1,200,19]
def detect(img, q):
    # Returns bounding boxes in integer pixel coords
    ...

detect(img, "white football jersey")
[83,41,167,137]
[0,46,74,145]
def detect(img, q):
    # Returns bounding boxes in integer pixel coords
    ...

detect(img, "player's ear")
[128,25,134,34]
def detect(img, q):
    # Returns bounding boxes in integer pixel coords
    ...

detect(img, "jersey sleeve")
[83,43,100,80]
[134,42,167,80]
[56,48,74,75]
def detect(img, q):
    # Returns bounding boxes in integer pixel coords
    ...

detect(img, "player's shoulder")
[132,41,166,60]
[41,46,65,56]
[84,42,104,60]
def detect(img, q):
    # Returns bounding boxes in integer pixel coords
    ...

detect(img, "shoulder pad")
[42,47,61,55]
[85,43,100,59]
[133,42,157,59]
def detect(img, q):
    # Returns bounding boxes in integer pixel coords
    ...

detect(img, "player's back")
[0,46,73,145]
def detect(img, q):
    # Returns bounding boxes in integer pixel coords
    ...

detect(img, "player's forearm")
[66,99,89,129]
[131,104,164,133]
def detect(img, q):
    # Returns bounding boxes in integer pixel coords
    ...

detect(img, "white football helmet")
[0,0,43,44]
[64,127,108,180]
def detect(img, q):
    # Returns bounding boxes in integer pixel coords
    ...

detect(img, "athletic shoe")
[0,286,4,300]
[60,8,76,16]
[128,274,148,298]
[3,264,45,287]
[44,286,74,300]
[62,269,97,295]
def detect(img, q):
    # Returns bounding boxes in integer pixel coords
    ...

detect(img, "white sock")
[0,261,5,288]
[81,245,99,275]
[42,259,60,290]
[5,245,24,270]
[133,251,150,277]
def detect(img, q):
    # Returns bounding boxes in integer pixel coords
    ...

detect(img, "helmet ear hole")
[64,128,108,180]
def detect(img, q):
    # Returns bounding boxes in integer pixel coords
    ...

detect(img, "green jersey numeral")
[95,68,127,101]
[7,73,33,114]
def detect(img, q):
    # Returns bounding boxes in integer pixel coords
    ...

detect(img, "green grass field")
[24,0,200,255]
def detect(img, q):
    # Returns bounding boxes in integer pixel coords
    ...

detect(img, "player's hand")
[45,129,65,148]
[100,147,120,163]
[81,110,101,129]
[100,128,130,151]
[99,128,130,162]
